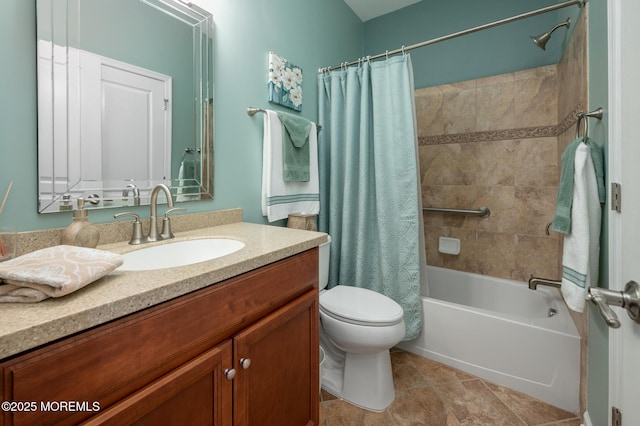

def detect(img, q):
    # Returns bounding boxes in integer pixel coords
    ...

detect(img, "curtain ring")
[401,45,406,56]
[385,50,389,60]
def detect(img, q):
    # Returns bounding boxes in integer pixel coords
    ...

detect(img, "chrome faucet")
[122,184,140,206]
[114,183,186,245]
[528,276,562,290]
[147,184,175,242]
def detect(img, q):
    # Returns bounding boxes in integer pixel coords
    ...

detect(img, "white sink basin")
[118,238,245,271]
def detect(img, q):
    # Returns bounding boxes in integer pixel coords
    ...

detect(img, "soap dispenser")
[61,197,100,248]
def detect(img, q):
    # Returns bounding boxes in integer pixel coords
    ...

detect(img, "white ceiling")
[343,0,422,22]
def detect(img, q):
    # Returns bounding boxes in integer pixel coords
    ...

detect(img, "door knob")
[587,281,640,328]
[239,358,251,369]
[224,368,236,380]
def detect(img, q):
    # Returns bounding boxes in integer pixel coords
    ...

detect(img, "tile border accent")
[419,104,585,146]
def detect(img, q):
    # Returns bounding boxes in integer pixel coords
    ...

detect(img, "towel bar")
[575,107,603,140]
[247,107,322,130]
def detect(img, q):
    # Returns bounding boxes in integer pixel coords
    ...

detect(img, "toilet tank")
[319,235,331,290]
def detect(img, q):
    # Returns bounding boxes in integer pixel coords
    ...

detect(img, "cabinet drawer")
[1,248,318,426]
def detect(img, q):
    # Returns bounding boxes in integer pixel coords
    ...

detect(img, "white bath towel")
[561,143,602,312]
[262,110,319,222]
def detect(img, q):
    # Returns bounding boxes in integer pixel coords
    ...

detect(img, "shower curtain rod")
[319,0,585,72]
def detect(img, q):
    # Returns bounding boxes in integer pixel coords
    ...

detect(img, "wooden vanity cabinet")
[1,248,319,426]
[234,290,318,425]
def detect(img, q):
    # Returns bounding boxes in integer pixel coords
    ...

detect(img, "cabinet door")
[234,290,319,426]
[83,341,233,426]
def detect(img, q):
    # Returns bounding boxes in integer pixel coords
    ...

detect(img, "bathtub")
[397,266,580,413]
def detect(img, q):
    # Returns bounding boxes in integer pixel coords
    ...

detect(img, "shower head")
[531,18,571,51]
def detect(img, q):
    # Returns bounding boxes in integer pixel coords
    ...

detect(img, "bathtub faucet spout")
[528,276,561,290]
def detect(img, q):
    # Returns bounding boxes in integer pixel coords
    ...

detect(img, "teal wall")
[0,0,362,231]
[364,0,575,89]
[586,1,609,424]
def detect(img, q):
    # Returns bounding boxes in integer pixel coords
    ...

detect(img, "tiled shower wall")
[416,9,587,284]
[417,65,562,282]
[416,9,589,413]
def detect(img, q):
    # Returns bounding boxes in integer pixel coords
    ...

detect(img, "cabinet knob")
[239,358,251,369]
[224,368,236,380]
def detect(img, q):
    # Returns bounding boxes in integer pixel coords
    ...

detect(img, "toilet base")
[342,351,395,411]
[321,347,395,412]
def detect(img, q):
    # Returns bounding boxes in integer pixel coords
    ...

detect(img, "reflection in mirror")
[36,0,214,213]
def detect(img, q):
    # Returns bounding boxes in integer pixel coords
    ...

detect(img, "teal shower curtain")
[317,55,423,340]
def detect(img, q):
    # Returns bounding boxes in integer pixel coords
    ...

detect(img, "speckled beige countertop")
[0,220,327,360]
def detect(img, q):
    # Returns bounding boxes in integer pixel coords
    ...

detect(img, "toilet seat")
[320,286,404,326]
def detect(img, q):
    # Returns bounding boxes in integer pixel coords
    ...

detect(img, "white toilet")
[318,236,405,412]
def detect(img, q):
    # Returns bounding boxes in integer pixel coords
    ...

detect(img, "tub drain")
[547,308,558,317]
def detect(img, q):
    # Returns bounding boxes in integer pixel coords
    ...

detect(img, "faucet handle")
[164,207,187,217]
[114,212,145,245]
[161,207,187,239]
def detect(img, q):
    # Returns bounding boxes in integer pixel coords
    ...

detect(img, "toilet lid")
[320,286,404,326]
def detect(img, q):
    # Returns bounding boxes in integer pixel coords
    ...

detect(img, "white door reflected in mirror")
[80,51,172,184]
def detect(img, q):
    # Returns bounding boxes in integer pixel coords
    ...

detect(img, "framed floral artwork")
[268,52,303,111]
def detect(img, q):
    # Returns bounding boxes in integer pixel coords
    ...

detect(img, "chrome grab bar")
[587,281,640,329]
[422,206,490,218]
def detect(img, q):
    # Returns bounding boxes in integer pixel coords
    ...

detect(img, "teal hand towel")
[551,137,605,234]
[589,138,606,204]
[277,111,312,182]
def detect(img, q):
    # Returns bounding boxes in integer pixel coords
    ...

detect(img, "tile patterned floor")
[320,348,582,426]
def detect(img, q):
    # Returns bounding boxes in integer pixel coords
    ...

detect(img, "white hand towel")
[561,143,601,312]
[262,110,319,222]
[0,245,124,303]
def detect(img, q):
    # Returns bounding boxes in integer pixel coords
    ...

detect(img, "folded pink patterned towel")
[0,245,124,303]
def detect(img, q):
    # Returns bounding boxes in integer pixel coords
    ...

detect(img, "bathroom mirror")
[36,0,214,213]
